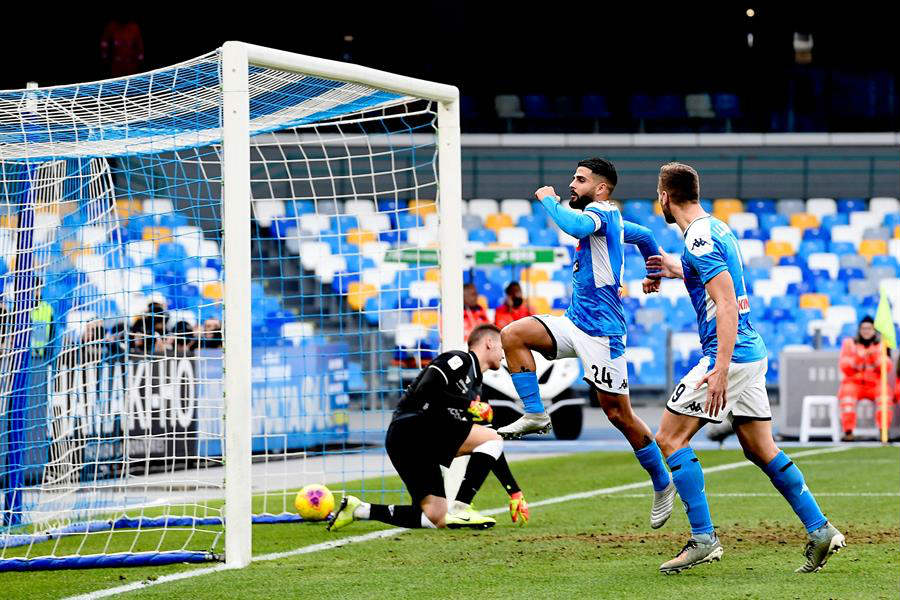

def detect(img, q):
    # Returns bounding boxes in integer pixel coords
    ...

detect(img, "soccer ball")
[294,484,335,521]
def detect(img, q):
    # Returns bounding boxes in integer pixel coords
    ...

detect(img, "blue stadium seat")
[518,214,546,230]
[622,296,640,314]
[552,297,570,310]
[627,362,639,384]
[673,357,694,381]
[797,239,826,259]
[836,197,867,213]
[552,269,569,283]
[582,95,612,119]
[815,278,845,298]
[759,213,789,232]
[285,200,316,216]
[700,199,714,212]
[623,200,654,221]
[744,198,775,216]
[529,229,557,246]
[802,227,830,242]
[746,266,770,283]
[713,93,741,118]
[871,255,899,270]
[641,361,666,386]
[625,255,648,279]
[331,215,358,232]
[838,267,865,281]
[657,228,683,253]
[786,281,814,296]
[777,255,805,269]
[392,212,422,231]
[523,94,554,119]
[741,228,765,240]
[468,228,496,244]
[159,214,189,229]
[644,296,672,311]
[828,241,856,256]
[884,213,900,229]
[377,199,407,213]
[821,214,849,229]
[769,295,798,311]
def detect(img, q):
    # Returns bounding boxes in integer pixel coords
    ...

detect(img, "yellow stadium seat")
[653,201,663,216]
[528,297,551,314]
[895,225,900,239]
[408,199,437,218]
[799,293,830,312]
[116,199,142,221]
[347,282,378,311]
[484,213,514,234]
[859,239,888,262]
[477,295,489,310]
[712,198,743,222]
[488,241,512,249]
[143,226,172,245]
[550,308,567,317]
[789,213,819,231]
[765,240,795,262]
[0,214,17,229]
[202,282,224,300]
[425,268,441,283]
[412,310,440,328]
[346,228,376,246]
[521,267,550,284]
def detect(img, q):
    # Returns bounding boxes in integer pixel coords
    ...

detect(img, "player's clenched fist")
[467,399,493,423]
[535,185,559,202]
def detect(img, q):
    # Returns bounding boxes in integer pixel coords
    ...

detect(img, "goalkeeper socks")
[455,440,502,505]
[763,451,827,533]
[368,504,428,529]
[510,371,543,413]
[634,439,671,492]
[666,447,714,535]
[491,453,521,495]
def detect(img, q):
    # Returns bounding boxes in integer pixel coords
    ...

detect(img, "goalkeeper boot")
[326,495,361,532]
[795,522,846,573]
[650,481,677,529]
[659,533,724,574]
[497,412,552,440]
[509,491,529,525]
[446,501,496,530]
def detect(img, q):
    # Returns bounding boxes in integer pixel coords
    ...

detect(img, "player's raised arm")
[534,185,601,238]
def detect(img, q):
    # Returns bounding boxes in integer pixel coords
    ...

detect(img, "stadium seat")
[859,239,888,262]
[753,279,788,304]
[625,347,655,375]
[347,282,378,311]
[769,226,802,250]
[789,213,819,231]
[765,240,794,263]
[870,196,900,218]
[484,213,514,234]
[357,214,391,233]
[776,198,805,216]
[744,198,775,216]
[528,297,551,314]
[828,241,856,256]
[462,214,484,231]
[728,212,759,237]
[712,198,743,222]
[850,211,881,231]
[407,227,438,246]
[529,228,558,246]
[837,198,867,213]
[521,267,550,284]
[799,293,830,312]
[467,199,500,220]
[838,267,866,282]
[535,281,566,303]
[343,199,376,215]
[500,199,533,223]
[411,310,440,328]
[346,228,377,246]
[201,282,224,300]
[498,226,529,246]
[771,265,803,288]
[805,197,837,220]
[738,239,765,262]
[469,228,497,244]
[142,226,172,246]
[826,305,858,329]
[634,308,665,329]
[408,199,437,218]
[848,279,879,299]
[253,200,286,228]
[758,213,789,232]
[807,253,839,279]
[831,225,863,248]
[802,227,830,243]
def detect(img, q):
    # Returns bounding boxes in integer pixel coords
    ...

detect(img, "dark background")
[4,3,898,132]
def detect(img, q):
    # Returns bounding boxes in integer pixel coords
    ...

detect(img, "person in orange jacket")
[838,316,894,441]
[463,283,491,341]
[494,282,534,329]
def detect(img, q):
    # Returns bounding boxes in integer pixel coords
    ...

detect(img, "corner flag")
[874,287,896,350]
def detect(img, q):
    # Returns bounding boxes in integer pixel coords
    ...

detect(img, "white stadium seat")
[870,197,900,220]
[252,200,285,228]
[728,212,759,237]
[805,198,837,219]
[467,199,500,220]
[659,278,690,302]
[625,347,655,375]
[807,253,840,279]
[535,281,567,303]
[298,241,331,271]
[849,211,880,231]
[768,226,802,250]
[737,239,765,262]
[343,199,376,214]
[498,227,529,247]
[500,199,533,223]
[409,281,440,304]
[358,214,391,233]
[752,279,788,304]
[142,198,175,217]
[299,213,331,234]
[830,225,863,249]
[770,265,803,287]
[825,305,857,328]
[315,255,347,285]
[671,332,702,360]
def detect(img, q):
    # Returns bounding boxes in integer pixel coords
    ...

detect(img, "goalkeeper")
[327,324,529,532]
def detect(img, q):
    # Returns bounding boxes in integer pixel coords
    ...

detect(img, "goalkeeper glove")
[468,400,493,423]
[509,491,529,525]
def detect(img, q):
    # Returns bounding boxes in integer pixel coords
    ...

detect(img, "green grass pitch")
[3,446,897,599]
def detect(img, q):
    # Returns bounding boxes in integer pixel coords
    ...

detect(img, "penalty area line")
[65,445,851,600]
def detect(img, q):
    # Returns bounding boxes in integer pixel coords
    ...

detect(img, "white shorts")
[666,356,771,423]
[532,314,629,396]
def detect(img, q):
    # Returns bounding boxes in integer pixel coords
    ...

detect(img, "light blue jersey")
[680,215,767,365]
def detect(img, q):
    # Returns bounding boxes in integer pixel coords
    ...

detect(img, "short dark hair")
[577,157,617,189]
[504,281,521,295]
[468,323,501,348]
[659,162,700,204]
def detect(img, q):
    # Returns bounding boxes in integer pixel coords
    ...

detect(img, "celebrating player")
[645,162,845,574]
[497,157,676,529]
[327,324,529,532]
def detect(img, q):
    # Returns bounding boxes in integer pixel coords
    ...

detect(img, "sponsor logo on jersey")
[737,295,750,314]
[619,379,629,390]
[447,355,464,370]
[573,259,580,273]
[691,238,708,250]
[685,401,704,413]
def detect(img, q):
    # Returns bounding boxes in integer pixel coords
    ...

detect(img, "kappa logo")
[618,379,629,390]
[691,238,709,250]
[685,401,704,412]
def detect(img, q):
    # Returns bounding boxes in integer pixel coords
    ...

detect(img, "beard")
[661,202,676,224]
[568,191,594,210]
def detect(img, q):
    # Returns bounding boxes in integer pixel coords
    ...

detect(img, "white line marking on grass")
[64,445,851,600]
[605,492,899,498]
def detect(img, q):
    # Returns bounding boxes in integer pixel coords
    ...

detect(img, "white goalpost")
[0,41,463,571]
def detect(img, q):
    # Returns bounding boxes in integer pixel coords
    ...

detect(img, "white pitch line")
[604,492,899,498]
[64,445,852,600]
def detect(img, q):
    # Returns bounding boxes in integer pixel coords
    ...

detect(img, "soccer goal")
[0,42,463,571]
